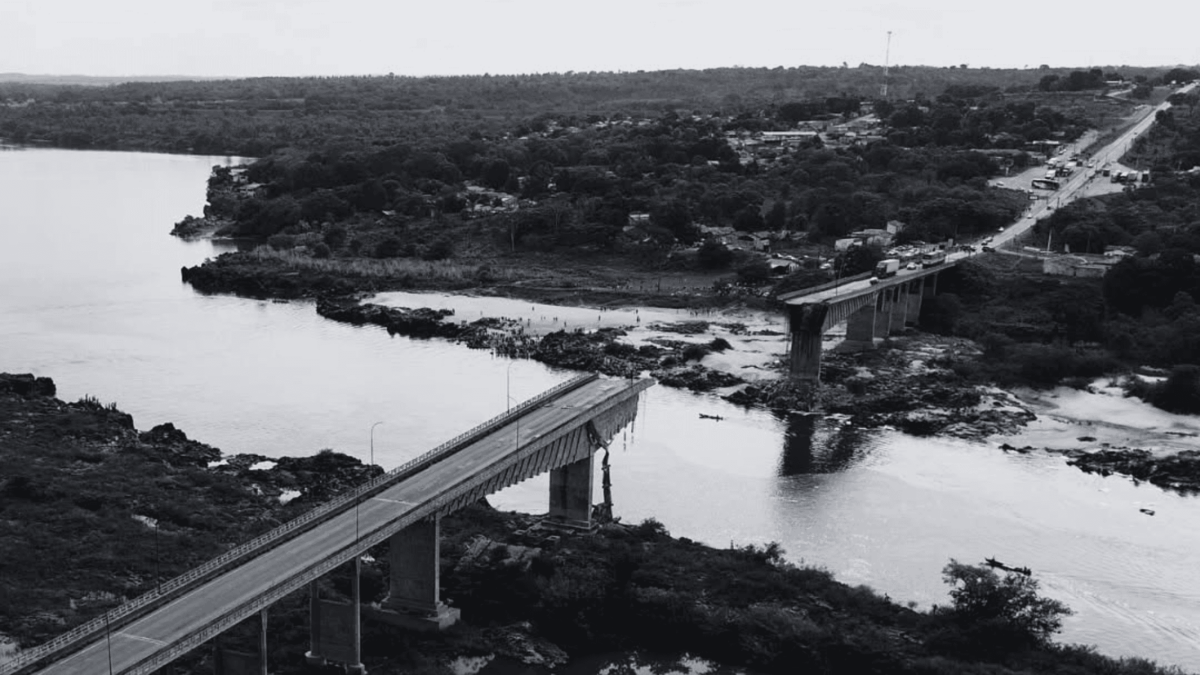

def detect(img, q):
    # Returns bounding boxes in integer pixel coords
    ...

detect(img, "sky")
[2,0,1197,79]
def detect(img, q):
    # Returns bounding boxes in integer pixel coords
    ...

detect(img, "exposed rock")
[0,373,56,398]
[484,622,569,669]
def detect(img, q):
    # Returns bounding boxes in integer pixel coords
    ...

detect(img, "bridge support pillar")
[305,582,325,666]
[905,280,924,326]
[843,302,876,351]
[375,516,460,631]
[873,288,894,338]
[890,284,909,332]
[549,454,594,529]
[923,271,938,298]
[787,304,828,381]
[259,608,268,675]
[788,329,823,381]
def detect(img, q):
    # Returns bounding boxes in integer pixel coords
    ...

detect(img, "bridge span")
[779,260,960,381]
[7,373,652,675]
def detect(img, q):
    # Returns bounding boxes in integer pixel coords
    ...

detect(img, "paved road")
[787,83,1198,305]
[992,82,1197,252]
[33,377,641,675]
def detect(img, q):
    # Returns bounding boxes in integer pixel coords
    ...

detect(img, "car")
[869,277,881,285]
[997,227,1005,232]
[906,262,919,270]
[982,246,995,252]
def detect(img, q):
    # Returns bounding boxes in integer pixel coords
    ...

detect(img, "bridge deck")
[783,262,951,306]
[31,377,648,675]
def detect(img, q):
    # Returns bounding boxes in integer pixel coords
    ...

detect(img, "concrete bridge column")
[377,516,460,630]
[873,288,894,338]
[890,284,909,332]
[788,329,823,381]
[787,304,828,381]
[843,302,876,351]
[212,609,268,675]
[549,454,594,529]
[923,271,938,298]
[304,582,325,667]
[905,279,924,326]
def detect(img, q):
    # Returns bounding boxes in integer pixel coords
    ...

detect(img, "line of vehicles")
[870,249,946,283]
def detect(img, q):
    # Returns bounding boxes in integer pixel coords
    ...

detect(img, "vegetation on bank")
[0,373,1190,674]
[0,66,1177,156]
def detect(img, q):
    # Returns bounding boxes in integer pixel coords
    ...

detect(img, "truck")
[871,259,900,282]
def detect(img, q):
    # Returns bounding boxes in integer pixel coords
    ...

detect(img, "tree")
[940,559,1072,647]
[697,240,734,269]
[481,158,511,190]
[736,260,773,286]
[836,245,883,276]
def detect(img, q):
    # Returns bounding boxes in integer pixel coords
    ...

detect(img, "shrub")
[697,240,734,269]
[311,242,331,259]
[939,559,1072,647]
[267,233,296,250]
[1144,364,1200,414]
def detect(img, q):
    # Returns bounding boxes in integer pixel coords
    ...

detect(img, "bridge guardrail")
[776,271,873,302]
[2,372,599,675]
[120,375,652,675]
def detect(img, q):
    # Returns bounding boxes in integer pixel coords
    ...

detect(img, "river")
[1,148,1197,671]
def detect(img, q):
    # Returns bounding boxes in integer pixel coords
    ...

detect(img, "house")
[698,225,738,246]
[768,256,800,274]
[734,232,770,251]
[848,228,894,248]
[628,212,651,226]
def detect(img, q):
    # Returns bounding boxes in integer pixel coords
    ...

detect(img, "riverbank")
[1,373,1190,675]
[181,252,1042,439]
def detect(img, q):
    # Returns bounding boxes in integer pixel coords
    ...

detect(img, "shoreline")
[179,252,1200,494]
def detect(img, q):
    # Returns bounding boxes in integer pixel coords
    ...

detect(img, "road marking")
[118,632,167,647]
[371,497,416,506]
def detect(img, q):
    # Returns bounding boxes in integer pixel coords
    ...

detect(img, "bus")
[1031,178,1060,190]
[921,251,947,268]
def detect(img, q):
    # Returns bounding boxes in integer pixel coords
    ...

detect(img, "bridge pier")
[787,304,829,382]
[889,285,908,332]
[873,288,894,338]
[905,279,924,326]
[375,516,460,631]
[304,582,325,666]
[549,454,595,529]
[211,609,269,675]
[843,302,876,351]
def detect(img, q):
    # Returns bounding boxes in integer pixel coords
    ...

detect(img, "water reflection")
[779,413,873,476]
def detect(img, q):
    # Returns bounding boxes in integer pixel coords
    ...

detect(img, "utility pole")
[881,31,893,99]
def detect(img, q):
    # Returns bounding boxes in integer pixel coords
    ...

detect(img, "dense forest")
[0,64,1174,155]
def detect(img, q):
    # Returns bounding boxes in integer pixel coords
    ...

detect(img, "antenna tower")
[881,31,893,99]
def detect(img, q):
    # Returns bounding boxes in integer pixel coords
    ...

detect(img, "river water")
[1,148,1198,671]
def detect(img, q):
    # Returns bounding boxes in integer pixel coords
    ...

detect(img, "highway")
[991,81,1197,251]
[29,377,644,675]
[786,82,1197,306]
